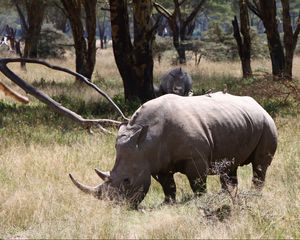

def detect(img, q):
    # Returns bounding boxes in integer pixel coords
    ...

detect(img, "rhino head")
[170,68,186,95]
[69,124,151,207]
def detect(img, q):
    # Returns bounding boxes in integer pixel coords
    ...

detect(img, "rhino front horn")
[95,168,111,181]
[69,173,99,197]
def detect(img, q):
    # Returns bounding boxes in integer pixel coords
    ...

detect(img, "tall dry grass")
[0,49,300,238]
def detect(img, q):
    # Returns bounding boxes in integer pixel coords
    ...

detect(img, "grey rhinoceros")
[155,67,192,96]
[70,92,277,207]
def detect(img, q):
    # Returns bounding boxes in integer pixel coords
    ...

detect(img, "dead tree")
[0,58,128,131]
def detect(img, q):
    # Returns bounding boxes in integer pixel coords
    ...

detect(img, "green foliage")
[153,36,173,57]
[261,98,292,117]
[38,24,72,58]
[198,21,239,61]
[205,0,235,23]
[250,28,269,58]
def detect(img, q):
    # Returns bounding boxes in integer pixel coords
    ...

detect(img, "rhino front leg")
[183,162,208,196]
[220,167,238,191]
[153,173,176,203]
[187,175,207,196]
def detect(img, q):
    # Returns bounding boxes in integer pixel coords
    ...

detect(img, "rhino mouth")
[69,170,147,206]
[172,86,183,94]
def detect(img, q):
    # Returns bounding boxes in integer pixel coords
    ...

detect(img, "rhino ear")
[130,125,149,149]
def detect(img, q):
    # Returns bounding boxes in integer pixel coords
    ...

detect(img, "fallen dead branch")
[0,81,29,104]
[0,58,129,130]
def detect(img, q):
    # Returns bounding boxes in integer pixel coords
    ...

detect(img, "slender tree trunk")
[232,0,252,78]
[281,0,300,79]
[83,0,97,79]
[259,0,285,77]
[170,19,186,64]
[97,13,106,49]
[61,0,97,80]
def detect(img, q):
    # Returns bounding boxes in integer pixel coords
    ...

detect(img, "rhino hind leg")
[250,125,277,190]
[153,173,176,203]
[252,163,269,190]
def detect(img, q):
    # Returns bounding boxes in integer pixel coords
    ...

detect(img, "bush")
[38,23,72,58]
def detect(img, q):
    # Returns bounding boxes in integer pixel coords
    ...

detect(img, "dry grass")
[0,49,300,239]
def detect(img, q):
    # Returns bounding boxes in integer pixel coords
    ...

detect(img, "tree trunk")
[109,0,137,101]
[281,0,300,79]
[97,14,106,49]
[109,0,155,103]
[132,0,156,102]
[83,0,97,79]
[154,1,206,65]
[61,0,97,80]
[259,0,285,77]
[23,0,46,58]
[232,0,252,78]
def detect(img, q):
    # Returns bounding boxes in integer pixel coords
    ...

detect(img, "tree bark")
[23,0,47,58]
[61,0,97,80]
[109,0,155,103]
[281,0,300,79]
[133,0,156,102]
[259,0,285,77]
[97,13,107,49]
[232,0,252,78]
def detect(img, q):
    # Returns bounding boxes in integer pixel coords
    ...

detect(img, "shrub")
[38,23,72,58]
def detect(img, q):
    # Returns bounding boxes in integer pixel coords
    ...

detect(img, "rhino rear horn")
[95,169,111,181]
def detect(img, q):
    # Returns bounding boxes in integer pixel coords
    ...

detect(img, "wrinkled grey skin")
[155,67,192,96]
[70,92,277,207]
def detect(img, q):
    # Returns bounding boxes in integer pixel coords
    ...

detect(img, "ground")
[0,49,299,238]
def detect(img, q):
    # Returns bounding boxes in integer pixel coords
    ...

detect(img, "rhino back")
[128,93,276,171]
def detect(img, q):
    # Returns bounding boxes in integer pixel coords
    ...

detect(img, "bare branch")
[183,0,206,28]
[12,0,29,33]
[0,81,29,104]
[0,58,128,128]
[178,0,187,7]
[53,1,68,17]
[148,15,162,39]
[101,7,110,11]
[153,2,172,20]
[247,0,262,19]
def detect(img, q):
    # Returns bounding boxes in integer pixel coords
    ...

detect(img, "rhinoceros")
[155,67,192,96]
[70,92,277,207]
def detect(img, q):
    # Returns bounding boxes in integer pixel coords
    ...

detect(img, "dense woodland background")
[0,0,300,239]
